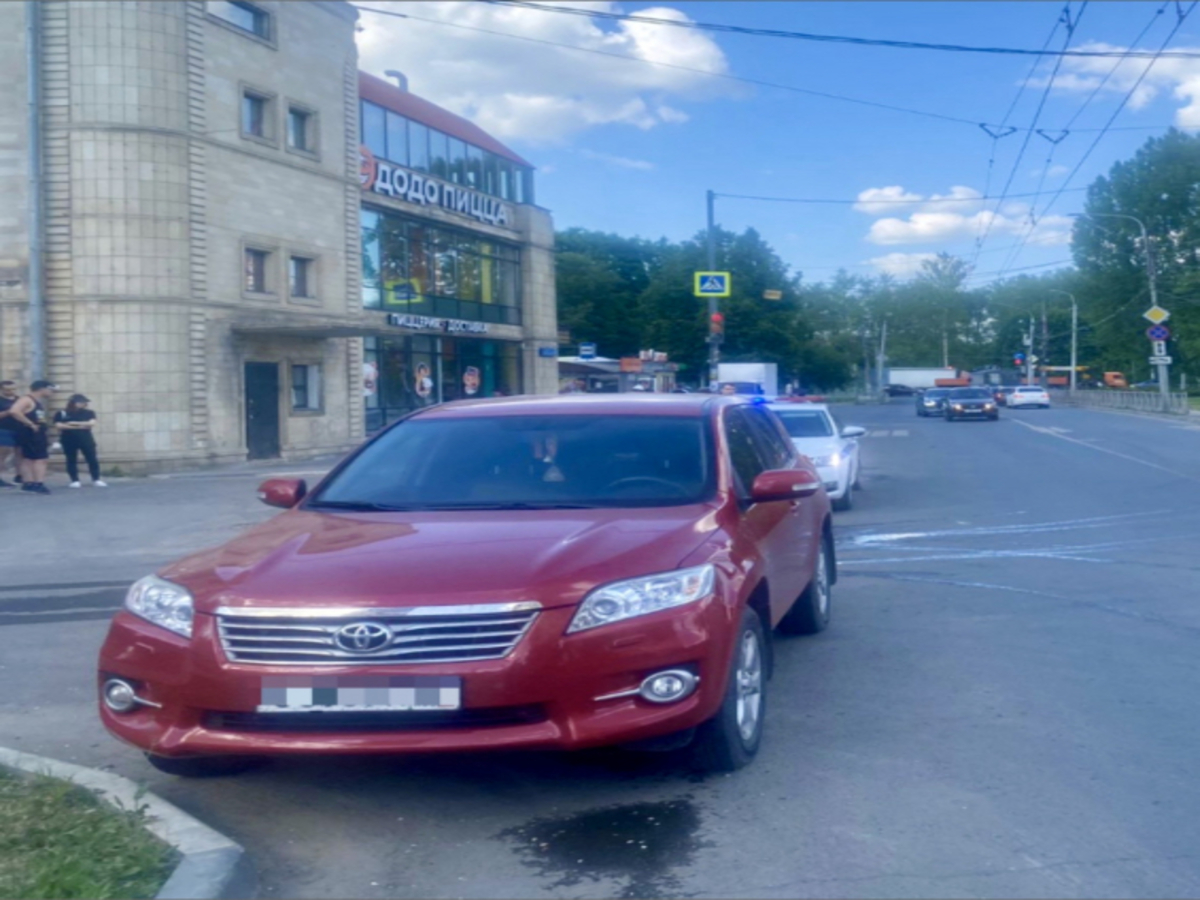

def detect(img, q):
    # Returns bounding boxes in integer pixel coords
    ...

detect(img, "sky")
[356,1,1200,288]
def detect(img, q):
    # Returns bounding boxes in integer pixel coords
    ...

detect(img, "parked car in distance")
[993,386,1015,406]
[98,395,837,777]
[768,402,865,511]
[916,388,951,417]
[1008,386,1052,409]
[944,387,999,421]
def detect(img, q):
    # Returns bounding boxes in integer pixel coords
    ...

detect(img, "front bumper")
[816,464,848,499]
[946,406,996,418]
[97,599,738,758]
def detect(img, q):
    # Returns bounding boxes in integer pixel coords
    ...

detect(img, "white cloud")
[921,186,985,214]
[1030,164,1070,179]
[1047,42,1200,128]
[867,209,1073,246]
[355,1,733,143]
[865,252,938,277]
[579,149,655,170]
[853,186,923,214]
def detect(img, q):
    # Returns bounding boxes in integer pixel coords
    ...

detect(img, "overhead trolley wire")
[991,1,1198,282]
[485,0,1200,59]
[351,5,1193,136]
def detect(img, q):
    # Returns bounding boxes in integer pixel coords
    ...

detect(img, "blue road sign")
[579,342,597,360]
[694,271,731,297]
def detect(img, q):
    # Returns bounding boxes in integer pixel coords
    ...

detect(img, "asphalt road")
[4,404,1200,898]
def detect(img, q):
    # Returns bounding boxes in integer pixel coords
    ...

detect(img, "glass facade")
[361,207,522,325]
[361,100,534,204]
[363,335,523,432]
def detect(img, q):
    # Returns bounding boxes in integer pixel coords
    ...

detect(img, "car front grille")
[215,603,540,666]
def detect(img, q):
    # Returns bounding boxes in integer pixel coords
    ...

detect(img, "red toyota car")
[98,394,835,776]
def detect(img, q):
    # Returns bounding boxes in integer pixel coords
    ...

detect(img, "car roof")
[767,402,830,413]
[408,393,744,419]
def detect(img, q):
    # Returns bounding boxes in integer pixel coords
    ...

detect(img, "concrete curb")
[0,747,254,899]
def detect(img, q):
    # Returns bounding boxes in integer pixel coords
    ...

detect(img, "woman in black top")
[54,394,106,488]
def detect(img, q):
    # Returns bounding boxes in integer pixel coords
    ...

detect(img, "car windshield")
[773,409,834,438]
[310,414,714,509]
[950,389,992,399]
[925,389,950,398]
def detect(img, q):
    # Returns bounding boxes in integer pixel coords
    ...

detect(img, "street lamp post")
[1072,212,1167,404]
[706,189,719,389]
[1047,289,1077,392]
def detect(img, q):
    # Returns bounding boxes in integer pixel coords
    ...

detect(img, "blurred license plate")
[258,676,461,712]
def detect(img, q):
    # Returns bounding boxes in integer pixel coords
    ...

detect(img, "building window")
[362,208,521,324]
[245,247,271,293]
[207,0,270,39]
[289,255,314,299]
[385,111,408,167]
[291,364,322,412]
[287,106,314,153]
[362,101,386,160]
[241,90,273,141]
[409,121,430,172]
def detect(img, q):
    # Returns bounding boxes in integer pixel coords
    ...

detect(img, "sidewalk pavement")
[2,453,344,585]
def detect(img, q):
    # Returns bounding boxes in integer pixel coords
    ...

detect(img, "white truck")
[885,366,958,394]
[717,363,779,399]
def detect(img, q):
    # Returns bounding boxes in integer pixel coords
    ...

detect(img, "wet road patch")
[501,798,704,899]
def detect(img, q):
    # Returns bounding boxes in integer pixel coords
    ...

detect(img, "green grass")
[1189,396,1200,412]
[0,770,176,900]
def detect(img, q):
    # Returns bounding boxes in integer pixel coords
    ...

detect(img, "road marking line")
[891,429,909,437]
[1010,417,1200,482]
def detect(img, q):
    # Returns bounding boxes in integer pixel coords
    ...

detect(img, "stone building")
[0,0,557,472]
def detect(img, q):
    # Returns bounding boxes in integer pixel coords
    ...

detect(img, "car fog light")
[639,669,699,704]
[103,679,138,713]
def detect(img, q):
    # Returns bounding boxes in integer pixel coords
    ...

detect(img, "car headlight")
[125,575,194,638]
[952,404,964,410]
[984,403,995,410]
[567,564,715,633]
[924,400,936,406]
[809,452,841,467]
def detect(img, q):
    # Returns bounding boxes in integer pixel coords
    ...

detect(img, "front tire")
[832,490,852,511]
[145,753,263,778]
[692,608,766,772]
[778,531,832,636]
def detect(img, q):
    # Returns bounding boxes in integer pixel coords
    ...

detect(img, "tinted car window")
[724,408,768,494]
[312,415,714,509]
[950,388,992,399]
[745,407,795,470]
[924,389,950,398]
[774,409,834,438]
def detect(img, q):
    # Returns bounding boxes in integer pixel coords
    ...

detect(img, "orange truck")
[1104,371,1129,389]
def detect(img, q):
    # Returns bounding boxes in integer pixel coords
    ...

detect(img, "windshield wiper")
[306,500,422,512]
[420,502,595,511]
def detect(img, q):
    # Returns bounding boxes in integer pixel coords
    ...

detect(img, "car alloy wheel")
[735,629,764,744]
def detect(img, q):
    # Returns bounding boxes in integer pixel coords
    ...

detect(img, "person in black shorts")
[0,380,19,488]
[8,380,56,495]
[54,394,106,488]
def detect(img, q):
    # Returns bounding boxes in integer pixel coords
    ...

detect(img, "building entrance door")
[244,362,281,459]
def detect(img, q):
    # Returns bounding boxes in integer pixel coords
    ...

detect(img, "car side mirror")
[751,469,820,502]
[257,478,307,509]
[841,426,867,438]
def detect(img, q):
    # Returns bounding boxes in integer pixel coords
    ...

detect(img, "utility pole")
[706,189,719,389]
[1073,212,1168,407]
[1025,318,1035,386]
[1048,290,1078,392]
[1040,301,1049,389]
[876,319,888,398]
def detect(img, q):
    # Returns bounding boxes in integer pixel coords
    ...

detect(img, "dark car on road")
[916,388,951,417]
[944,387,999,421]
[98,395,837,777]
[993,386,1015,406]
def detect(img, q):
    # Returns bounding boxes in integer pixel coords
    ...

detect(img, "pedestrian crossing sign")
[694,271,731,298]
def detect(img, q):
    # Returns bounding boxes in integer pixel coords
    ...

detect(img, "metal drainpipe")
[26,0,45,380]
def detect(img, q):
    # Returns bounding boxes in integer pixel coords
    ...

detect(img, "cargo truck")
[717,363,779,399]
[885,367,958,395]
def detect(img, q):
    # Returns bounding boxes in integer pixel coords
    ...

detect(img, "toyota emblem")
[333,621,392,653]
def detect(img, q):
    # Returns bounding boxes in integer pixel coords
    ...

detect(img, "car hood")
[162,506,722,613]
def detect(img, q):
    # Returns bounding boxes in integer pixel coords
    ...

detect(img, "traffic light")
[1013,352,1025,368]
[709,312,725,337]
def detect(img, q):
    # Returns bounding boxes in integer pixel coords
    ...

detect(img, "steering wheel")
[604,476,693,498]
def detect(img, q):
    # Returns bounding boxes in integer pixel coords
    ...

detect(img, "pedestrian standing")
[0,380,20,489]
[8,380,56,495]
[54,394,106,488]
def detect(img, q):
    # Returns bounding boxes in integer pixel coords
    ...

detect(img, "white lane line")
[891,429,909,437]
[1010,418,1200,482]
[867,430,890,437]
